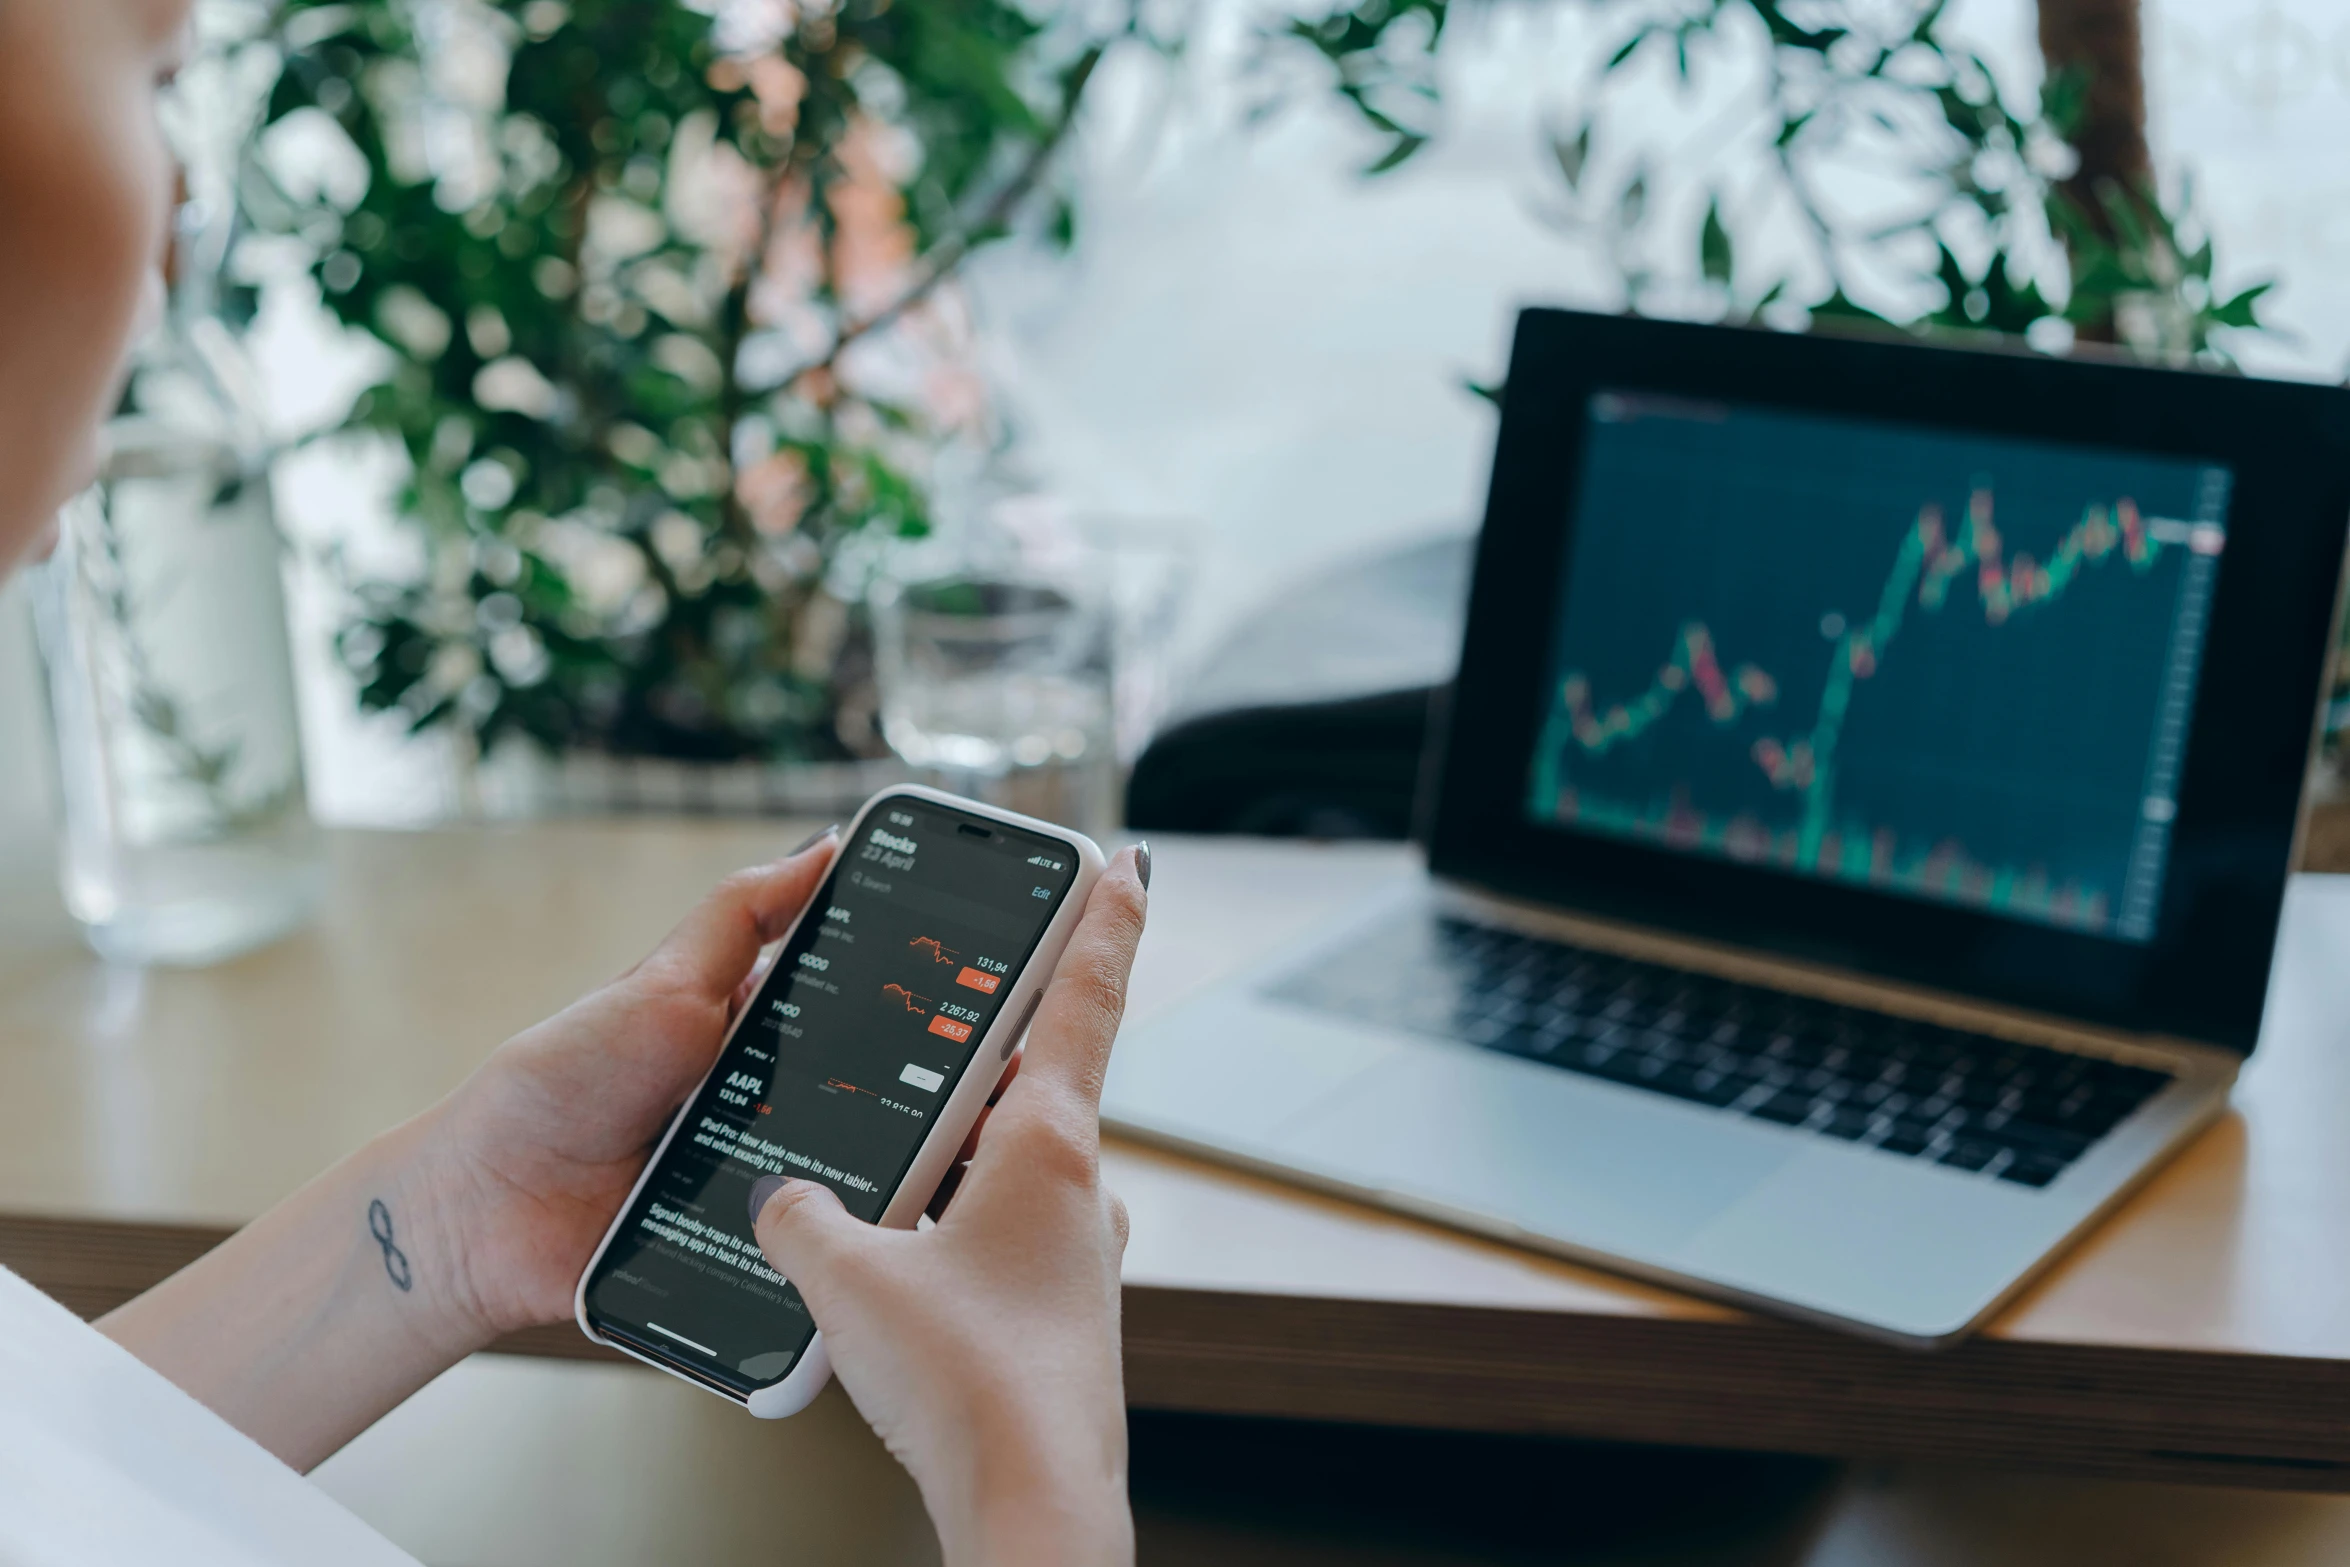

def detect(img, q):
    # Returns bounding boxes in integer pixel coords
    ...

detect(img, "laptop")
[1102,309,2350,1345]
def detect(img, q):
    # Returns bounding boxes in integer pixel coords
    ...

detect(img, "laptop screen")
[1527,392,2232,946]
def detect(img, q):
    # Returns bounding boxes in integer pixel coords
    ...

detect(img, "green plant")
[246,0,1124,761]
[1275,0,2269,368]
[72,459,298,831]
[1280,0,2350,755]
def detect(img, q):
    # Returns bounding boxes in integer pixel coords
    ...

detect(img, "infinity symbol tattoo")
[368,1198,413,1293]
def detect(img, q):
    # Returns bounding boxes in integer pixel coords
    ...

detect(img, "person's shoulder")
[0,1267,420,1566]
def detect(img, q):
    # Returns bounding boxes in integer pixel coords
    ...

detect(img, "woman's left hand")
[419,829,840,1340]
[102,829,840,1469]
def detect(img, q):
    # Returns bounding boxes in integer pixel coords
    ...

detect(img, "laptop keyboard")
[1268,915,2174,1189]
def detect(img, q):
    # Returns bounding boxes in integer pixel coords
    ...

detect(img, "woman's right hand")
[753,844,1150,1567]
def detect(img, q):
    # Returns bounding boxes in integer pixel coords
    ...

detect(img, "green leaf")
[1810,288,1892,327]
[1753,0,1845,52]
[2095,182,2157,273]
[2210,282,2273,330]
[1604,29,1650,73]
[1700,196,1733,285]
[2038,65,2089,140]
[1929,244,1973,314]
[1975,253,2055,334]
[1364,134,1428,175]
[1753,278,1788,310]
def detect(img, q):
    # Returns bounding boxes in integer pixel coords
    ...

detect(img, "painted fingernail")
[786,823,841,857]
[1134,840,1152,891]
[748,1173,791,1226]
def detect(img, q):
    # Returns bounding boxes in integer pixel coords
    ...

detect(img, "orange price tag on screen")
[927,1015,973,1044]
[956,967,1001,994]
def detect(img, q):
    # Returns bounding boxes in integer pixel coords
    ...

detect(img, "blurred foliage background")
[1272,0,2266,364]
[224,0,2267,770]
[247,0,1136,762]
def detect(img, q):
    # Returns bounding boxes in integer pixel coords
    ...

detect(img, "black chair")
[1126,534,1470,840]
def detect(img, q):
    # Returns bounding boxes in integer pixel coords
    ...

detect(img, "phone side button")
[1003,990,1044,1060]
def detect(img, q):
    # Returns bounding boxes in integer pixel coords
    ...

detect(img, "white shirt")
[0,1267,416,1565]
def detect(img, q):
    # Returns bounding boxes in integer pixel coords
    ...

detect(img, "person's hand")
[98,828,851,1470]
[752,844,1150,1567]
[417,828,845,1340]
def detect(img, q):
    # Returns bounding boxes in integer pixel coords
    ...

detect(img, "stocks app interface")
[584,799,1077,1392]
[1529,394,2231,943]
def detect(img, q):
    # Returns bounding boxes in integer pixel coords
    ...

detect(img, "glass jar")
[31,328,321,967]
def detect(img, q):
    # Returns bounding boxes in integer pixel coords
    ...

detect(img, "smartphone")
[574,786,1105,1416]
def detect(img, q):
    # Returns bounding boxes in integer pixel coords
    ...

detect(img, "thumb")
[639,829,837,1004]
[749,1176,874,1305]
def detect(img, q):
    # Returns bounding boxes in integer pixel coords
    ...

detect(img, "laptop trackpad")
[1271,1048,1800,1256]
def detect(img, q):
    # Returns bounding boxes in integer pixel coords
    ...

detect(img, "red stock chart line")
[881,984,934,1015]
[1531,489,2193,932]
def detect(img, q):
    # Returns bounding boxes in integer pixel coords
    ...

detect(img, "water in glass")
[33,422,322,965]
[874,578,1116,835]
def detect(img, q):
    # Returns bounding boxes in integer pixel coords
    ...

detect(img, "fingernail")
[1133,840,1152,891]
[748,1173,791,1226]
[786,823,841,857]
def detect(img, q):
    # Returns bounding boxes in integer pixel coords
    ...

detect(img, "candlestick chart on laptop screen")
[1527,393,2233,944]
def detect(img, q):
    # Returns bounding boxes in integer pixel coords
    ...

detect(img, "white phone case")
[571,784,1107,1417]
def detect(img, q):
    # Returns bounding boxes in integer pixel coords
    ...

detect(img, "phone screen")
[582,795,1082,1395]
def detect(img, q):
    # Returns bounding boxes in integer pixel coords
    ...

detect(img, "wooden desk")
[5,823,2350,1491]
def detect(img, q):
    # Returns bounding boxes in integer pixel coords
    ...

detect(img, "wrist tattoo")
[368,1198,414,1293]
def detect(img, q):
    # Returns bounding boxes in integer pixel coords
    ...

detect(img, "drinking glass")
[32,419,322,966]
[871,573,1118,838]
